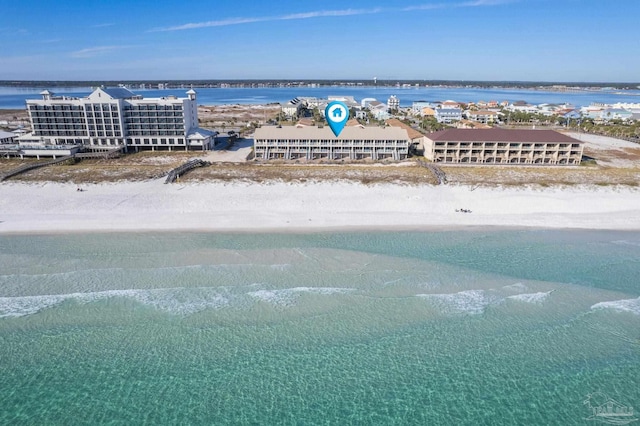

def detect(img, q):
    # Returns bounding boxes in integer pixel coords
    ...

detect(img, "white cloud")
[153,2,516,32]
[70,45,135,58]
[151,8,384,32]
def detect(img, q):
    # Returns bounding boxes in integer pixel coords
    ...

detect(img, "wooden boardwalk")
[165,159,211,183]
[0,146,123,182]
[417,159,448,185]
[0,155,75,182]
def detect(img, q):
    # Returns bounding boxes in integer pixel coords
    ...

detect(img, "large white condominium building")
[21,87,214,151]
[253,125,410,160]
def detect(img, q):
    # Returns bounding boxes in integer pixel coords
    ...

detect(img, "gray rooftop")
[100,87,136,99]
[254,125,409,141]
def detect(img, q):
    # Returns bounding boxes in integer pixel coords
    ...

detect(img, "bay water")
[1,230,639,424]
[1,86,639,109]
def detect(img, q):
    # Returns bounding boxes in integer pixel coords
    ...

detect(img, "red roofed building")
[423,128,584,165]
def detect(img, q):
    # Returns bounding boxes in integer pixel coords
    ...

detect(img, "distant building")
[456,120,491,129]
[435,108,462,124]
[368,101,390,120]
[466,110,499,124]
[423,128,584,165]
[355,110,368,120]
[387,95,400,111]
[328,95,359,108]
[361,98,377,108]
[562,110,582,120]
[600,108,634,122]
[281,98,304,118]
[506,101,539,114]
[441,100,461,109]
[21,87,215,151]
[253,125,410,160]
[412,101,436,115]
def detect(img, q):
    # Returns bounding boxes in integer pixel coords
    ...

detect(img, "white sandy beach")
[1,180,639,234]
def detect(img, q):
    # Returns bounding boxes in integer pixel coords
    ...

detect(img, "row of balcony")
[125,118,184,124]
[125,112,184,118]
[29,105,83,111]
[434,142,581,149]
[126,125,184,131]
[35,124,86,130]
[127,131,184,137]
[31,112,85,118]
[434,149,581,156]
[34,131,87,137]
[256,141,408,147]
[124,105,183,111]
[260,147,407,153]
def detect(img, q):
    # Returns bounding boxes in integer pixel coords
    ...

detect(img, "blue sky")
[1,0,638,82]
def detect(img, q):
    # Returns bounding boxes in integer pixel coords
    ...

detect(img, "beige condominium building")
[20,87,214,151]
[424,128,584,165]
[253,125,410,160]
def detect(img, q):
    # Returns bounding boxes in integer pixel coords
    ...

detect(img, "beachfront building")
[423,128,584,165]
[0,130,17,144]
[387,95,400,111]
[20,87,215,151]
[253,125,410,160]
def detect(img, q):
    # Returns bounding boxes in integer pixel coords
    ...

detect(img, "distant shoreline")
[1,80,639,91]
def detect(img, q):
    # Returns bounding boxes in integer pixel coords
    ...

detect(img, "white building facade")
[387,95,400,111]
[21,87,214,151]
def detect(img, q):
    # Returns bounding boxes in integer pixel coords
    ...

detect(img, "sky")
[1,0,639,82]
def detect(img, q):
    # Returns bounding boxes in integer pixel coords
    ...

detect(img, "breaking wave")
[507,291,553,304]
[0,286,356,318]
[416,290,499,315]
[0,287,229,318]
[591,297,640,315]
[248,287,355,306]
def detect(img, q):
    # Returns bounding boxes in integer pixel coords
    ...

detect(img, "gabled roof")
[426,128,583,144]
[385,118,425,140]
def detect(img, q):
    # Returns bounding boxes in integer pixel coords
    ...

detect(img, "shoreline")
[1,180,639,235]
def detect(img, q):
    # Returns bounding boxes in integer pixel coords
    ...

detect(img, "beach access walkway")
[165,159,211,183]
[417,159,448,184]
[0,147,122,182]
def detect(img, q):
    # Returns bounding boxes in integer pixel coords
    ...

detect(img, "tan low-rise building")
[424,128,584,165]
[467,110,500,124]
[254,125,410,160]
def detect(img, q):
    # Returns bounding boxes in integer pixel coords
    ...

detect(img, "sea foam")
[591,297,640,315]
[506,291,552,304]
[0,287,230,318]
[417,290,498,315]
[248,287,354,306]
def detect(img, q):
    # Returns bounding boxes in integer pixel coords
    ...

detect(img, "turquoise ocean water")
[1,230,639,424]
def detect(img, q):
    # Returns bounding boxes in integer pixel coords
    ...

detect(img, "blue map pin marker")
[325,101,349,137]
